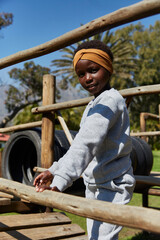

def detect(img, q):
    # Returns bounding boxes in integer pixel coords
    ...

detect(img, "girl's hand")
[33,170,53,190]
[35,185,60,192]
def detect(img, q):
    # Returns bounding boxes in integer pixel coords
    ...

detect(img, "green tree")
[0,61,51,127]
[129,21,160,132]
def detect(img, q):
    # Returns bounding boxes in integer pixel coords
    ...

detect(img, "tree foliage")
[0,61,51,127]
[129,21,160,132]
[0,12,13,30]
[51,21,160,144]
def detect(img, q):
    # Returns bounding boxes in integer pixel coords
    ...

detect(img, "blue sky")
[0,0,160,84]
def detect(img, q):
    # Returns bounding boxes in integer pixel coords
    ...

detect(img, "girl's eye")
[78,73,84,78]
[91,68,98,73]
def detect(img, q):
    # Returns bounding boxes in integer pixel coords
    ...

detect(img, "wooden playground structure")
[0,0,160,239]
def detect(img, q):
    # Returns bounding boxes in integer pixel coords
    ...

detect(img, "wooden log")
[0,0,160,69]
[41,75,55,168]
[0,212,71,232]
[0,178,160,234]
[0,121,42,133]
[32,84,160,114]
[130,131,160,137]
[57,110,73,145]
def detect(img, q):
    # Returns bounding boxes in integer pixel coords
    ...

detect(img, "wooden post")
[41,74,55,169]
[159,104,160,124]
[140,112,147,142]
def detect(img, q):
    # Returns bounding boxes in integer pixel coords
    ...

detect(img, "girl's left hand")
[35,185,60,192]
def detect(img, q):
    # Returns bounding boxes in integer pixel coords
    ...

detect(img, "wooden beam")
[57,111,73,145]
[0,121,42,133]
[0,0,160,69]
[31,84,160,114]
[0,178,160,234]
[130,131,160,137]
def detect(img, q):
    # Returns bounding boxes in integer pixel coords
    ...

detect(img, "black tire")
[2,130,41,185]
[134,137,153,175]
[131,137,153,176]
[2,128,78,187]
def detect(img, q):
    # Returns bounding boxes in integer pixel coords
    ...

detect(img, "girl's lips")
[87,84,98,90]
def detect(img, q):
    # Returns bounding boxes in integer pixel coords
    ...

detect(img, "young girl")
[34,40,135,240]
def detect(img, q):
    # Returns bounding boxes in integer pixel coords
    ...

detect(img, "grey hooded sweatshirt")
[49,88,134,192]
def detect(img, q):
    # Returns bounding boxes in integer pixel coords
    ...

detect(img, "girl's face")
[75,59,110,97]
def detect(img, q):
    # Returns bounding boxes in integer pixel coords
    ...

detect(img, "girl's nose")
[86,73,92,83]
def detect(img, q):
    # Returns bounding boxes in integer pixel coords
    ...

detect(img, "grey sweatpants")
[85,169,135,240]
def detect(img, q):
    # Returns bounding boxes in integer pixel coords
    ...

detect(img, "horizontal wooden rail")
[141,112,160,120]
[0,178,160,234]
[33,167,160,187]
[0,121,42,133]
[130,131,160,137]
[32,84,160,114]
[0,0,160,69]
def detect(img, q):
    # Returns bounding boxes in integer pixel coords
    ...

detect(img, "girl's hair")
[74,40,113,62]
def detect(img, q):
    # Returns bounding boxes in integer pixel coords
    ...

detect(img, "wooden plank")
[0,198,11,206]
[60,236,88,240]
[0,0,159,70]
[63,237,87,240]
[0,224,85,240]
[0,178,160,234]
[0,212,71,232]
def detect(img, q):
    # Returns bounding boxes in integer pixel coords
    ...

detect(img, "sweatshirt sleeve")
[50,94,119,191]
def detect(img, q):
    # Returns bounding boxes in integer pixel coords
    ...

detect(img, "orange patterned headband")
[73,48,113,74]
